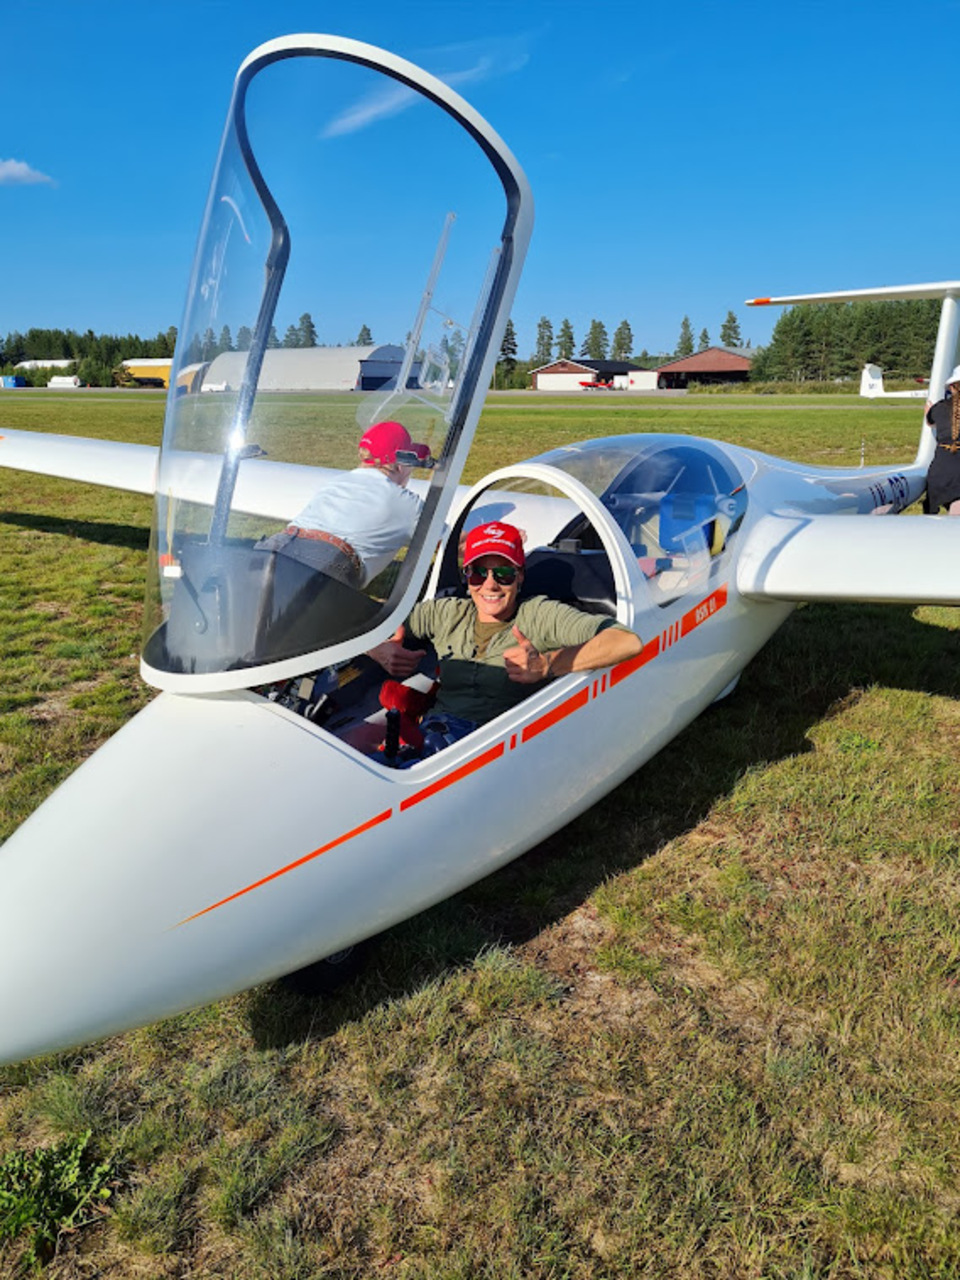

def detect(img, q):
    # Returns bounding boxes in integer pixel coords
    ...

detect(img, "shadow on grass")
[246,600,960,1051]
[0,510,150,551]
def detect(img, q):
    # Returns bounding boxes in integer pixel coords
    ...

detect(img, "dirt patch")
[27,680,103,726]
[521,904,660,1023]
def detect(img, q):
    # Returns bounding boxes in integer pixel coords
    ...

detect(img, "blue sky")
[2,0,958,359]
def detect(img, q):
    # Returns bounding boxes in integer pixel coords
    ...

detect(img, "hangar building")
[531,358,649,391]
[653,347,752,389]
[200,344,408,393]
[121,358,172,388]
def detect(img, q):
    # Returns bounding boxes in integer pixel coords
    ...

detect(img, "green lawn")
[1,390,958,1278]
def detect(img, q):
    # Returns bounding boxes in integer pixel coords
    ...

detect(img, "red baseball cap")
[359,420,432,467]
[462,521,525,568]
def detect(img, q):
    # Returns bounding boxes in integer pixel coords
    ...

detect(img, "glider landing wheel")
[277,940,372,997]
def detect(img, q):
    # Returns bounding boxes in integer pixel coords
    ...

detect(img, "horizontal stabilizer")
[738,513,960,605]
[747,282,960,306]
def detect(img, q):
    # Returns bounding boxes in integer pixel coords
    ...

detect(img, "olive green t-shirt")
[406,595,620,725]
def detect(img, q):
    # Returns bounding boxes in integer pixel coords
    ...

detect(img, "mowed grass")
[1,390,959,1277]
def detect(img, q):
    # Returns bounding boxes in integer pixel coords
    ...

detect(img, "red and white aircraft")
[0,37,958,1066]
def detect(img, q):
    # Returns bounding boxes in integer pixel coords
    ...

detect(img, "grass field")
[1,390,958,1278]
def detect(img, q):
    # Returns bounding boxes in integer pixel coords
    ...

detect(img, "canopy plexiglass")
[142,35,531,692]
[532,435,750,605]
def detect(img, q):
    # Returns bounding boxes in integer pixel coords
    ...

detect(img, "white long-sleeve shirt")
[293,467,423,585]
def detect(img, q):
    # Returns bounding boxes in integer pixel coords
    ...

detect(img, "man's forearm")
[544,626,642,677]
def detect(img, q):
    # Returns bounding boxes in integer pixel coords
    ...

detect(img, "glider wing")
[739,513,960,605]
[0,427,347,523]
[0,428,158,493]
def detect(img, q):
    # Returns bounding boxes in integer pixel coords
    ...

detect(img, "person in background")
[924,367,960,515]
[260,420,432,587]
[368,520,642,754]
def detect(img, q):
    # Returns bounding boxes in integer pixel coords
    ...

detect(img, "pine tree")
[719,310,742,348]
[611,320,633,361]
[218,325,233,354]
[442,328,465,380]
[282,325,301,348]
[676,316,694,358]
[535,316,554,366]
[498,318,518,377]
[298,313,318,348]
[556,319,575,360]
[356,324,373,345]
[266,326,280,349]
[235,326,253,351]
[581,319,608,360]
[698,328,710,351]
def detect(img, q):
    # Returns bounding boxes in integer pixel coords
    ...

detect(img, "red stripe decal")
[681,584,728,637]
[610,635,660,686]
[522,687,589,743]
[401,742,505,811]
[178,808,393,926]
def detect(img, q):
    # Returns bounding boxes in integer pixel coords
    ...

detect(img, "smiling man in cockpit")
[368,520,642,754]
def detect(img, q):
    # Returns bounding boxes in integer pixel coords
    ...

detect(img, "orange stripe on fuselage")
[680,584,727,636]
[176,808,393,926]
[521,687,589,742]
[609,635,660,686]
[400,742,505,811]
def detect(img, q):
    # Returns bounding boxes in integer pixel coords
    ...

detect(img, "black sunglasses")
[462,564,519,587]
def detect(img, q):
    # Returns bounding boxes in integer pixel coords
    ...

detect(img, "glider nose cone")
[0,691,382,1065]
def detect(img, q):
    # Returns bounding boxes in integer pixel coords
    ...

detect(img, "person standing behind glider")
[260,420,432,587]
[368,521,642,754]
[924,367,960,515]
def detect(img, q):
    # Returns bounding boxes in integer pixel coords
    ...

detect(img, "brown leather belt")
[285,526,364,581]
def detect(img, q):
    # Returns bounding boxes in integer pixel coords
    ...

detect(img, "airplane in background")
[859,363,928,400]
[0,36,959,1068]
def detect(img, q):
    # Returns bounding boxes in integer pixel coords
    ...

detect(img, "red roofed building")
[654,347,752,389]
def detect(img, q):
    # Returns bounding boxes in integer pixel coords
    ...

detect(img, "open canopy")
[141,35,531,693]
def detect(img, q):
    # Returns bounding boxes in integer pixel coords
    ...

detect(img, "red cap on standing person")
[462,521,526,568]
[359,421,432,467]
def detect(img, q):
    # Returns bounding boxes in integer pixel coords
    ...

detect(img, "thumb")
[390,624,406,644]
[511,625,530,645]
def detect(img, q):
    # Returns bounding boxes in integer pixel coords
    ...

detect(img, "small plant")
[0,1130,114,1270]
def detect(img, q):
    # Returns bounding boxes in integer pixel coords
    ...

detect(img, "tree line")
[750,299,940,382]
[0,314,376,386]
[3,300,943,390]
[497,301,939,388]
[181,315,376,365]
[0,326,178,387]
[494,310,749,389]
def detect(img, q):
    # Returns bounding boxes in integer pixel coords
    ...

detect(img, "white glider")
[0,39,957,1066]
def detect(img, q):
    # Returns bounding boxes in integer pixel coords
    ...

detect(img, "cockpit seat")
[657,493,723,556]
[521,547,616,616]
